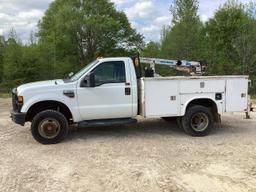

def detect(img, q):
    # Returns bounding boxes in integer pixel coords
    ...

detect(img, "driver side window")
[93,61,126,86]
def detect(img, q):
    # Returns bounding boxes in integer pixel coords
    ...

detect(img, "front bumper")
[11,110,26,126]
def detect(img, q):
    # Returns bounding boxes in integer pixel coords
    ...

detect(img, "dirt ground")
[0,98,256,192]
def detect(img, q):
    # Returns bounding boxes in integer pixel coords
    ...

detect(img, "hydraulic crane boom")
[140,57,206,76]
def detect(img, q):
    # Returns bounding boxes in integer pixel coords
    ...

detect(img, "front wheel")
[182,105,214,136]
[31,110,69,144]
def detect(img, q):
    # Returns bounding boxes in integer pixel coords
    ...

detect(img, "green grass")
[0,92,11,98]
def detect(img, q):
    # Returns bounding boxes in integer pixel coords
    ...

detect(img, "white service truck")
[11,56,252,144]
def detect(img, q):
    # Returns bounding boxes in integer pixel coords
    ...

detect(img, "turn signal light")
[17,96,23,103]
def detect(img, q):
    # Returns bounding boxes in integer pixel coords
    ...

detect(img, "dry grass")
[0,93,11,98]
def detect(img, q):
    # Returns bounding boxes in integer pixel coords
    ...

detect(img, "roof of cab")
[97,57,131,62]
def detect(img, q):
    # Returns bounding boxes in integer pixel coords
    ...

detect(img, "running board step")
[78,118,137,128]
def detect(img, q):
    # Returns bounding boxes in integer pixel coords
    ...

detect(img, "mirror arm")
[81,73,96,88]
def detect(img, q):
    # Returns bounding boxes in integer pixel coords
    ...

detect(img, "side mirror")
[81,73,95,87]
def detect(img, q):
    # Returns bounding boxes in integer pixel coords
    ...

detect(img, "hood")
[17,79,64,94]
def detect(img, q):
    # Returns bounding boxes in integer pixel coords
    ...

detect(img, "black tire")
[176,117,183,129]
[182,105,214,136]
[31,110,69,144]
[162,117,177,122]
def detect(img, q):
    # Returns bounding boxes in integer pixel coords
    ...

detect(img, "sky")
[0,0,253,43]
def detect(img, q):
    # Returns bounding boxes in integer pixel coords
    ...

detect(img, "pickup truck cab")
[11,57,251,144]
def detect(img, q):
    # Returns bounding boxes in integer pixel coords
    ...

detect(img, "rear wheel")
[182,105,214,136]
[31,110,69,144]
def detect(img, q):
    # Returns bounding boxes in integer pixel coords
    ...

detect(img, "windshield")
[69,60,99,81]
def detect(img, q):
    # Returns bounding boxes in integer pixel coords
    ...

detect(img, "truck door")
[77,61,133,120]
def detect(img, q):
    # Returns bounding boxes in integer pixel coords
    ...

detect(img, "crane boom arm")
[139,57,206,76]
[140,57,200,67]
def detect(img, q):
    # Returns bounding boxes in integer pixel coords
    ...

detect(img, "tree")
[142,41,160,57]
[21,44,47,83]
[205,1,256,75]
[2,29,24,87]
[29,31,37,45]
[142,40,179,76]
[0,36,5,83]
[161,0,203,60]
[37,0,144,78]
[2,29,53,87]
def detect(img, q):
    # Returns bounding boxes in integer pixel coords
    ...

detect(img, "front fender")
[21,93,81,122]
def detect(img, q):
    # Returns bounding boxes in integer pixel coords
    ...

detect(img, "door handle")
[125,87,131,95]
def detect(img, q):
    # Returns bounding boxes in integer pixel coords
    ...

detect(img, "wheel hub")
[38,118,60,139]
[191,113,209,132]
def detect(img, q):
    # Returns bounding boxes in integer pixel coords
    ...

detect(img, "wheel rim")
[190,113,209,132]
[38,118,60,139]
